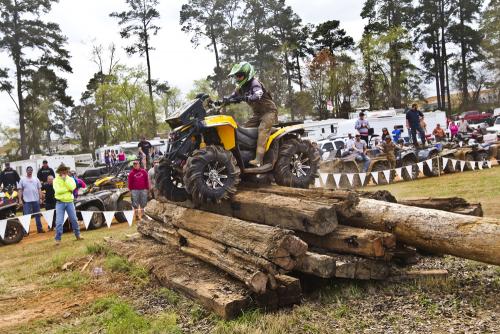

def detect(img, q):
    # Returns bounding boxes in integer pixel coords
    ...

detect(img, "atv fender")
[265,124,305,151]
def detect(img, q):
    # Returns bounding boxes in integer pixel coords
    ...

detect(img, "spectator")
[345,133,355,151]
[312,142,323,158]
[37,160,55,184]
[381,128,390,141]
[128,160,149,220]
[148,159,160,198]
[138,136,153,169]
[18,166,44,233]
[110,151,117,166]
[458,117,470,134]
[449,122,459,140]
[378,137,397,169]
[118,150,126,162]
[53,163,82,244]
[354,112,370,145]
[432,124,446,142]
[70,170,86,199]
[104,150,111,170]
[353,134,371,172]
[42,175,56,230]
[392,126,403,142]
[0,162,20,190]
[406,104,426,147]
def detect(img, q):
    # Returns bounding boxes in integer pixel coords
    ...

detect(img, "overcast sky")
[0,0,366,127]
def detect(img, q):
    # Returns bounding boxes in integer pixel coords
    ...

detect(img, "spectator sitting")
[353,134,371,172]
[37,160,55,184]
[381,128,390,141]
[42,175,56,230]
[432,124,446,142]
[345,133,355,151]
[392,126,403,142]
[18,166,44,233]
[0,162,20,190]
[355,112,370,145]
[128,160,149,221]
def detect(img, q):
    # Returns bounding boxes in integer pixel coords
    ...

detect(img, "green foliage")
[156,287,180,306]
[51,271,89,290]
[86,242,110,255]
[105,254,149,282]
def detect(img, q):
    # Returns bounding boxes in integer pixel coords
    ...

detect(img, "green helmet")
[227,61,255,89]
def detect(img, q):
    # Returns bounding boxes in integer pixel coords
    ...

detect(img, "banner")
[442,157,448,169]
[81,211,94,230]
[395,168,403,179]
[41,210,55,229]
[359,172,367,186]
[460,161,466,172]
[405,165,413,179]
[383,170,391,183]
[18,215,32,233]
[123,210,135,227]
[371,172,379,184]
[333,174,341,188]
[470,161,475,170]
[346,173,355,186]
[0,219,7,240]
[417,162,424,172]
[103,211,115,228]
[425,159,433,170]
[487,161,492,168]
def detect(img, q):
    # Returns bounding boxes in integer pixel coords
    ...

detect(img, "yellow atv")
[157,94,320,203]
[84,161,129,194]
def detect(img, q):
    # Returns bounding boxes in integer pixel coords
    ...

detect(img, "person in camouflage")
[226,62,278,166]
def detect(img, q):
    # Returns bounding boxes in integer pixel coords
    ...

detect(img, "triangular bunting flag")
[41,210,55,229]
[405,165,413,178]
[81,211,94,230]
[383,170,391,183]
[371,172,379,184]
[487,161,492,168]
[319,172,329,187]
[417,162,424,172]
[442,157,449,169]
[346,173,354,186]
[103,211,115,228]
[460,160,466,172]
[452,159,458,170]
[478,162,483,170]
[333,174,341,188]
[425,159,433,170]
[123,210,135,227]
[470,161,475,170]
[395,168,403,179]
[314,176,322,188]
[18,214,32,233]
[459,141,463,147]
[359,173,367,186]
[0,219,7,240]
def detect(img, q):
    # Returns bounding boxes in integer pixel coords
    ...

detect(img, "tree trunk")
[340,198,500,265]
[143,27,157,134]
[144,200,308,270]
[397,197,483,217]
[295,53,303,91]
[295,251,336,278]
[176,190,339,236]
[458,4,469,109]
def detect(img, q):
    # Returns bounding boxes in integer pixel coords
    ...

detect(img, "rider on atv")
[226,62,278,167]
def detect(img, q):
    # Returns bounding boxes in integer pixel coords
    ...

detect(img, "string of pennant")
[314,156,493,189]
[0,208,140,240]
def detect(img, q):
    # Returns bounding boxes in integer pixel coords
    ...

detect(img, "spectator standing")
[37,160,55,183]
[118,150,126,162]
[148,159,160,198]
[354,112,370,145]
[353,134,371,172]
[406,104,426,147]
[432,124,446,142]
[392,126,403,142]
[0,162,20,190]
[128,160,149,220]
[42,175,56,230]
[70,171,86,199]
[18,166,44,233]
[138,136,153,169]
[104,150,111,170]
[110,151,117,166]
[458,117,470,134]
[449,122,459,140]
[378,137,397,169]
[53,164,82,245]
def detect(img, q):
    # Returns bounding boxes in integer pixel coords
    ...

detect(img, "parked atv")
[0,187,23,246]
[156,95,320,203]
[84,161,129,194]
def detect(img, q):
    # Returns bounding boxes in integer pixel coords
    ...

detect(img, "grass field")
[1,168,499,333]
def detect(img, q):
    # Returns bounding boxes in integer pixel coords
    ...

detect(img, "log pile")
[110,184,500,319]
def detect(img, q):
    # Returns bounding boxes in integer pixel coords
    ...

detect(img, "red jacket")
[128,168,149,190]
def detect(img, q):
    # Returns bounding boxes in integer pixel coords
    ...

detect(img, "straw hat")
[56,163,71,174]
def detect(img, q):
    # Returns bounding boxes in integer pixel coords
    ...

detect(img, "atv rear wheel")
[184,145,240,203]
[1,219,24,245]
[156,158,189,202]
[423,153,439,177]
[115,200,132,223]
[274,138,320,189]
[370,160,391,185]
[85,205,105,230]
[401,155,419,181]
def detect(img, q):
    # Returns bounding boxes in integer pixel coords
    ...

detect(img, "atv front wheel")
[156,158,189,202]
[1,219,24,245]
[274,138,320,188]
[184,145,240,203]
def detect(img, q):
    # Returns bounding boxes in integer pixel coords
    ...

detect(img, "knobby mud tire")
[273,138,320,189]
[1,219,23,245]
[156,158,189,202]
[183,145,240,204]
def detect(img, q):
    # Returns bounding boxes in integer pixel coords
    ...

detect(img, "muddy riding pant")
[244,111,278,163]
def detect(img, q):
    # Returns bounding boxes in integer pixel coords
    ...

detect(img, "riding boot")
[249,147,265,166]
[249,112,275,166]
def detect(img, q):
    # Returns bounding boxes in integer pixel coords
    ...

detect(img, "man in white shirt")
[353,134,371,172]
[18,166,44,233]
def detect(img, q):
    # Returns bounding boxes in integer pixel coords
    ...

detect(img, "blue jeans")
[55,201,80,241]
[23,201,42,233]
[410,125,426,146]
[355,153,371,172]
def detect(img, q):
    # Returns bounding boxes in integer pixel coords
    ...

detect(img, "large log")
[341,198,500,266]
[297,226,396,259]
[398,197,483,217]
[295,252,336,278]
[145,200,308,270]
[180,190,339,236]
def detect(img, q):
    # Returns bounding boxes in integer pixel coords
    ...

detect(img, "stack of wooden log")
[109,184,500,319]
